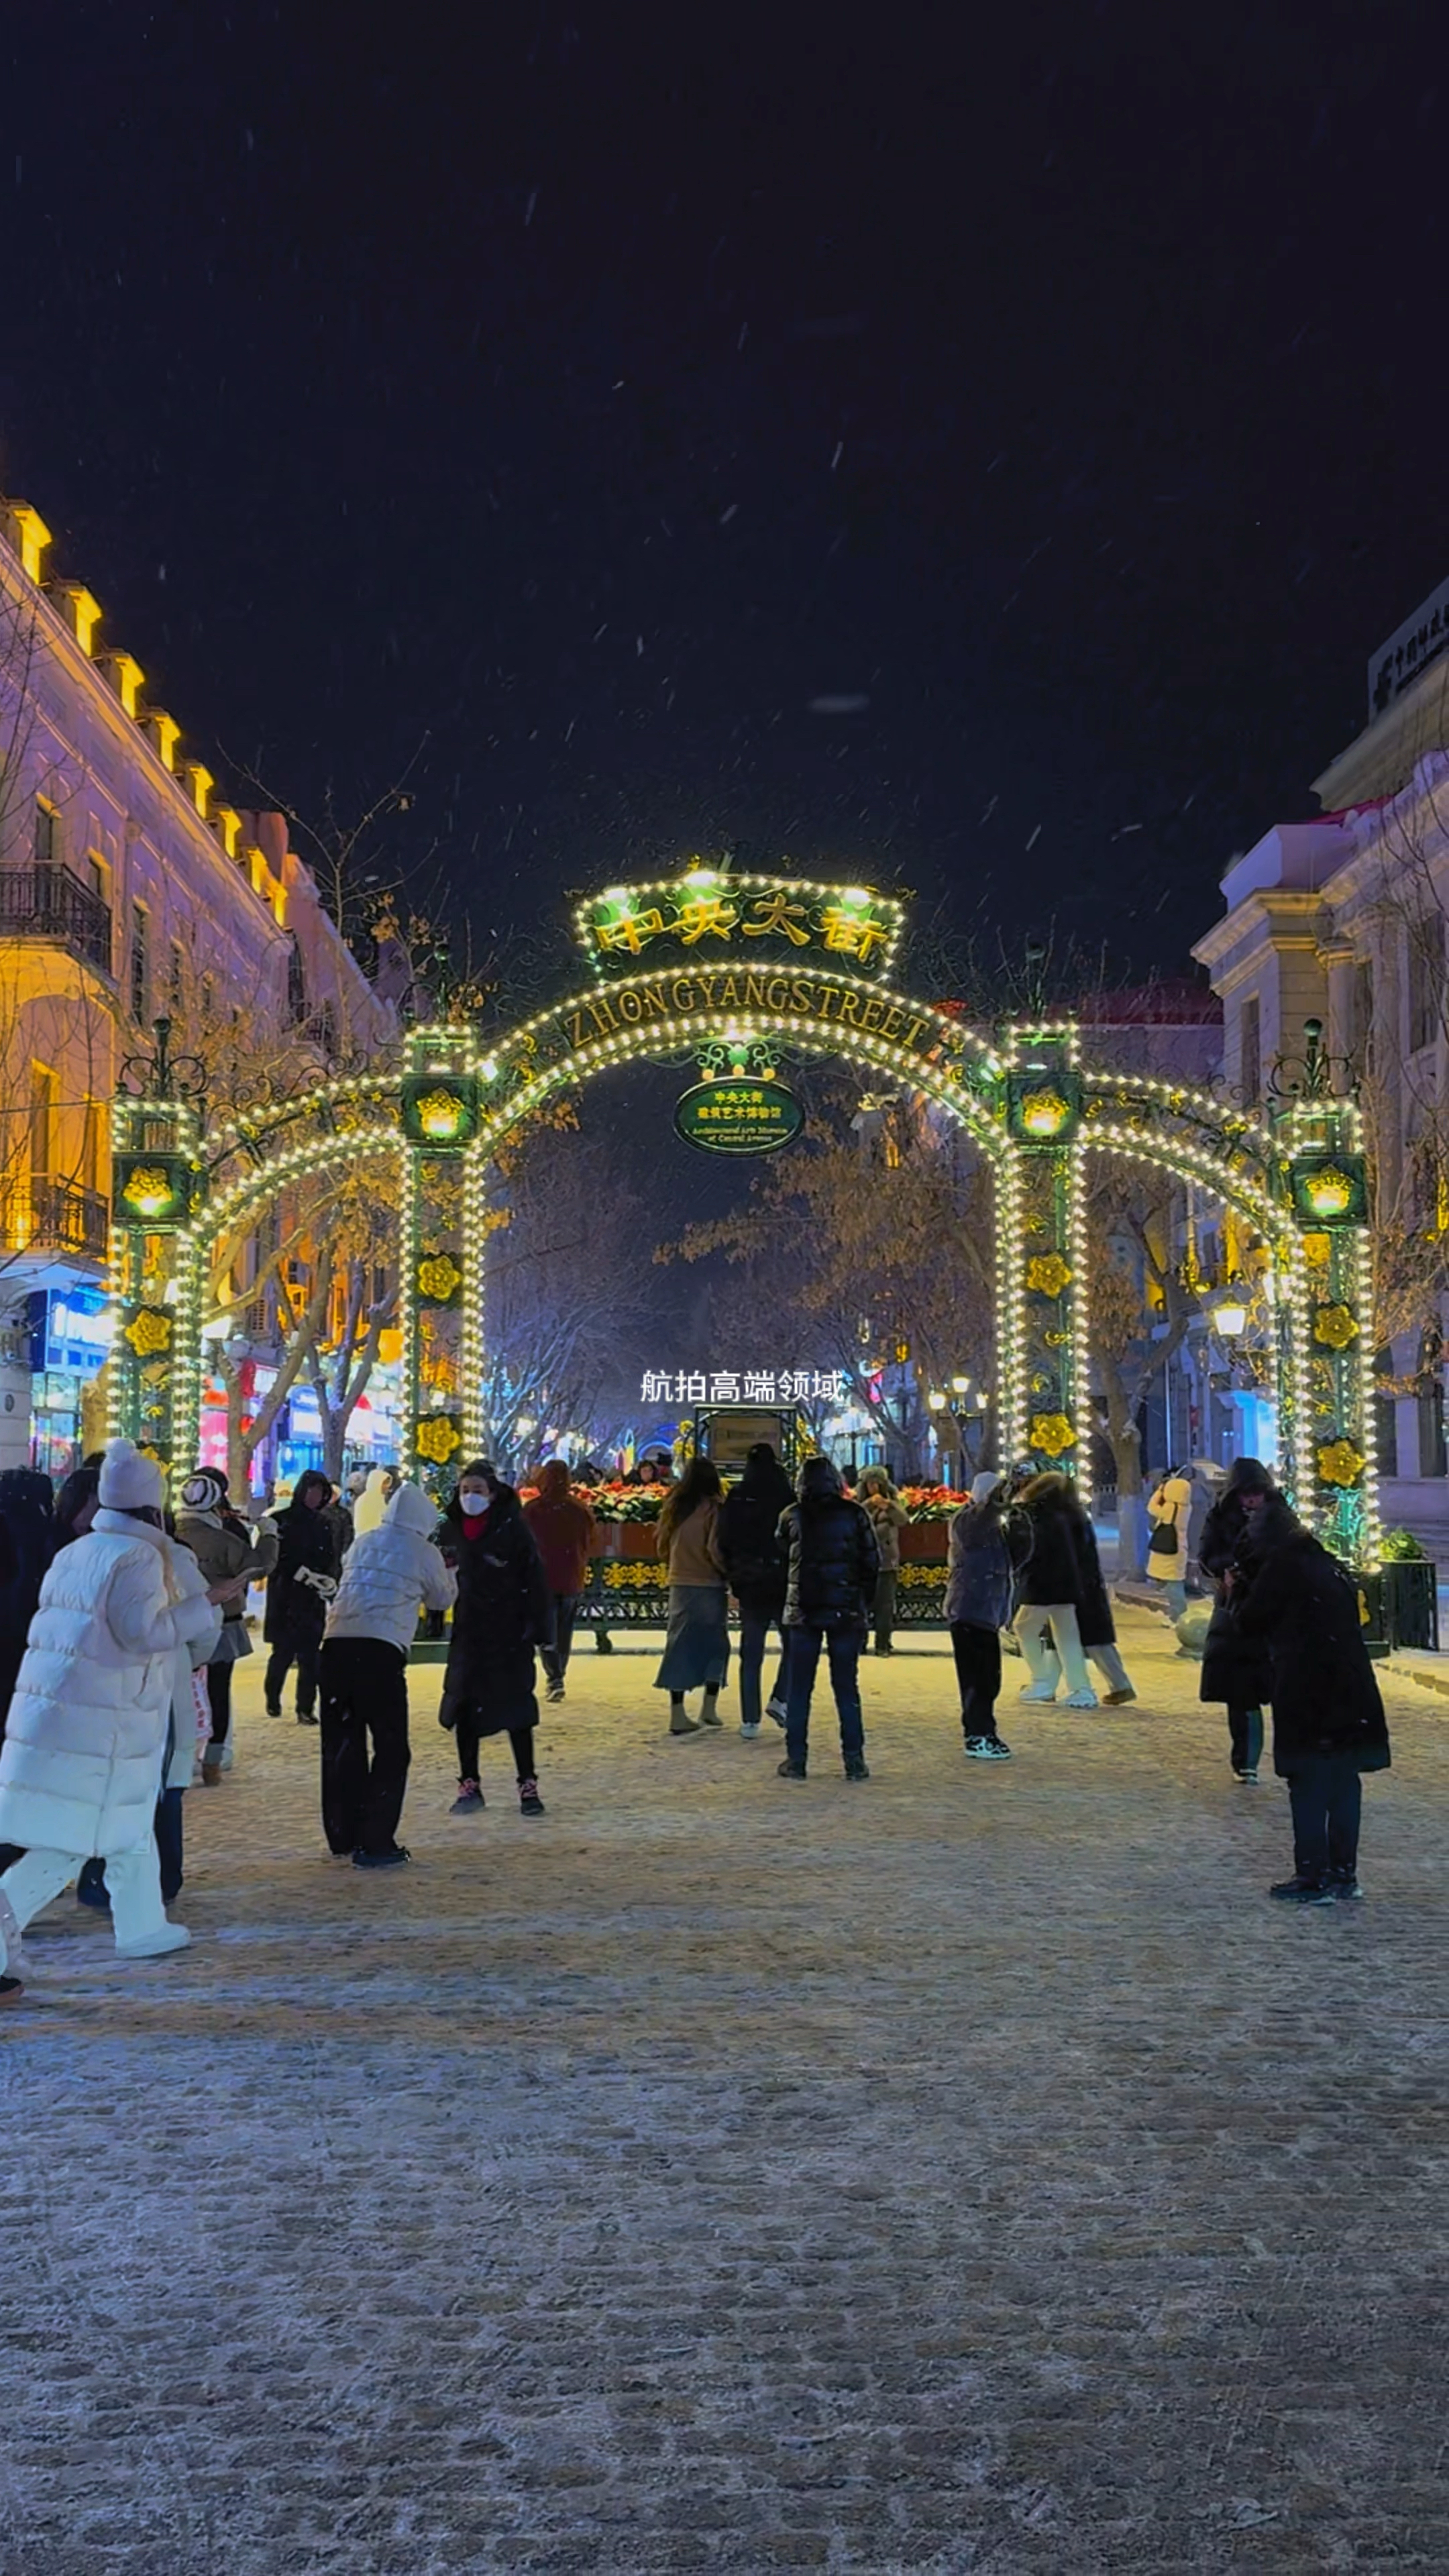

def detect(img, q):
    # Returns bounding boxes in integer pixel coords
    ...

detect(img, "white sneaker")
[1063,1688,1099,1710]
[765,1697,787,1725]
[115,1922,192,1960]
[740,1721,761,1738]
[1018,1684,1057,1703]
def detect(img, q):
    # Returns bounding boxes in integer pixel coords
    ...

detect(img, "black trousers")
[951,1621,1002,1738]
[455,1716,536,1784]
[266,1627,322,1717]
[319,1637,411,1857]
[1287,1755,1362,1882]
[205,1658,234,1751]
[542,1596,578,1684]
[1228,1702,1265,1775]
[873,1569,898,1652]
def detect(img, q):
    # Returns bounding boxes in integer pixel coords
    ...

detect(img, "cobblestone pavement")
[3,1610,1448,2576]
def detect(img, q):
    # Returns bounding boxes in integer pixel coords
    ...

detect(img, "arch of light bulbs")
[105,983,1376,1557]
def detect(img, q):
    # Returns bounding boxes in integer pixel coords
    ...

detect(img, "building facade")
[1194,580,1449,1558]
[0,492,396,1477]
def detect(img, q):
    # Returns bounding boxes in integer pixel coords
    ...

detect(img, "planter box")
[899,1521,949,1564]
[619,1523,662,1562]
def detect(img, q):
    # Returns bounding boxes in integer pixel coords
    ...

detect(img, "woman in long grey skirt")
[653,1457,730,1734]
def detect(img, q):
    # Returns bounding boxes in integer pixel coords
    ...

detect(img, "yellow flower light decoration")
[1317,1438,1365,1487]
[417,1252,463,1302]
[1300,1232,1332,1267]
[1026,1252,1073,1297]
[1020,1089,1071,1138]
[1313,1303,1359,1351]
[415,1087,467,1142]
[1029,1411,1077,1458]
[415,1414,462,1465]
[123,1309,172,1357]
[1301,1165,1354,1218]
[120,1164,176,1219]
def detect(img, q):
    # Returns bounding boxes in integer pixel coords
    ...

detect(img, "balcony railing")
[1,1177,110,1263]
[0,864,113,972]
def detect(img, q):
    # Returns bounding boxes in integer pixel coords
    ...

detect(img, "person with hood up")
[716,1440,795,1736]
[1198,1457,1277,1781]
[653,1456,730,1733]
[1012,1473,1098,1707]
[0,1440,235,1994]
[858,1466,909,1654]
[352,1467,394,1538]
[1146,1466,1193,1618]
[319,1481,456,1866]
[777,1456,879,1780]
[438,1461,553,1816]
[176,1467,279,1786]
[523,1461,597,1702]
[264,1471,339,1723]
[945,1471,1031,1758]
[1231,1493,1390,1900]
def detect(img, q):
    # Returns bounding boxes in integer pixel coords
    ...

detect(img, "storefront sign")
[674,1076,804,1155]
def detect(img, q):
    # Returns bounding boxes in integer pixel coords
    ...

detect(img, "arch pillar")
[1275,1086,1379,1563]
[397,1024,486,1496]
[999,1025,1091,1495]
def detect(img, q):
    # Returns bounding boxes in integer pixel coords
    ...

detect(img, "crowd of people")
[0,1432,1392,2005]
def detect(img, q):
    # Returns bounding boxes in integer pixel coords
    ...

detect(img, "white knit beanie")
[970,1470,1006,1508]
[99,1438,165,1513]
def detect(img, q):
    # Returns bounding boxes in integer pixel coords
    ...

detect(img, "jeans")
[1014,1603,1093,1697]
[951,1622,1002,1738]
[873,1570,898,1652]
[1228,1703,1265,1775]
[1157,1576,1187,1617]
[266,1630,321,1717]
[784,1624,864,1768]
[541,1596,578,1686]
[737,1601,789,1728]
[1288,1756,1362,1882]
[455,1716,537,1785]
[319,1638,411,1856]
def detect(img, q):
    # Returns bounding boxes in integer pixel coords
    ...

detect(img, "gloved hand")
[295,1566,337,1601]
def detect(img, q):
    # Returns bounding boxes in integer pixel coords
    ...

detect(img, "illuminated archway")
[107,871,1379,1562]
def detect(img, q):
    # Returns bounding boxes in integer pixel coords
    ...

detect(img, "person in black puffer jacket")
[1198,1457,1277,1780]
[777,1456,878,1780]
[1232,1494,1389,1902]
[1012,1472,1098,1707]
[716,1442,796,1737]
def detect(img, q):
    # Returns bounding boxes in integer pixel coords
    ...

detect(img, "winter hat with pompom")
[99,1438,165,1513]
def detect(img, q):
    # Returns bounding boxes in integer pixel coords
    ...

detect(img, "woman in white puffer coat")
[0,1440,232,1988]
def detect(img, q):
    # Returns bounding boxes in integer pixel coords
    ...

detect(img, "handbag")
[1148,1513,1179,1559]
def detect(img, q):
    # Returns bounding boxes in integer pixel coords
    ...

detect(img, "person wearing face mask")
[0,1440,235,1995]
[437,1462,553,1818]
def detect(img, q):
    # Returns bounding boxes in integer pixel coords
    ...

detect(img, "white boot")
[115,1921,191,1960]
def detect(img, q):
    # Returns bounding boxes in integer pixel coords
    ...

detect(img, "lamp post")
[928,1376,989,1489]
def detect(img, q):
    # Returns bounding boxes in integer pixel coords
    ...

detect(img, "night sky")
[3,5,1446,989]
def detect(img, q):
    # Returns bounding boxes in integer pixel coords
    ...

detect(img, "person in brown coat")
[523,1462,597,1703]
